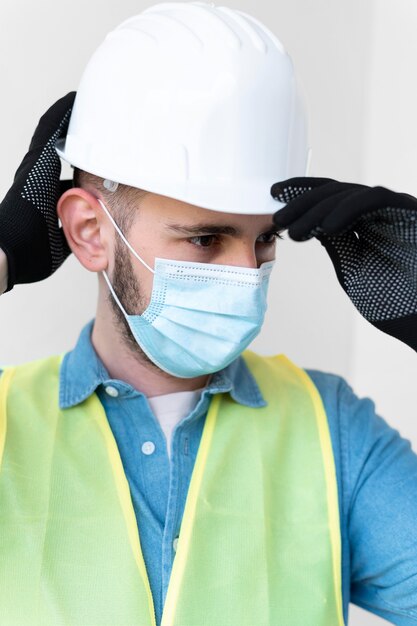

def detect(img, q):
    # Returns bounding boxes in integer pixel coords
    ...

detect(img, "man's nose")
[223,243,259,269]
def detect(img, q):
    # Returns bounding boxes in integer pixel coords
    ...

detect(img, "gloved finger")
[28,92,76,149]
[60,227,71,256]
[273,181,360,232]
[271,177,335,205]
[322,186,417,233]
[59,179,73,194]
[285,187,362,241]
[318,231,362,293]
[50,228,72,275]
[13,95,75,185]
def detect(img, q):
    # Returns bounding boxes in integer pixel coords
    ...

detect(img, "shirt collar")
[59,319,266,410]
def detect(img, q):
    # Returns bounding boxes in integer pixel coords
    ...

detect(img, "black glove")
[271,177,417,351]
[0,92,76,291]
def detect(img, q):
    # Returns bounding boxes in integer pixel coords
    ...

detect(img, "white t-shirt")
[148,389,204,459]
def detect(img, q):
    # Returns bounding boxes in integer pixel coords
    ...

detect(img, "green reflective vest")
[0,351,344,626]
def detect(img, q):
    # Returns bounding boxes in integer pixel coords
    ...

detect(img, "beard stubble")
[107,236,164,373]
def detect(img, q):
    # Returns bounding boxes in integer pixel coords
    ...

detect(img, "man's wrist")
[0,249,9,294]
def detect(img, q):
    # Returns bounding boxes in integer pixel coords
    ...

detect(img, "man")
[0,3,416,625]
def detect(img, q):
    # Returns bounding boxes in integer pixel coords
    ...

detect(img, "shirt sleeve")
[323,373,417,625]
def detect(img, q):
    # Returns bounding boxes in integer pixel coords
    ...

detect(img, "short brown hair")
[73,168,148,233]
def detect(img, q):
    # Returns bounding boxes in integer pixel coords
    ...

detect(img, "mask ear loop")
[97,198,155,274]
[97,197,155,318]
[102,270,130,317]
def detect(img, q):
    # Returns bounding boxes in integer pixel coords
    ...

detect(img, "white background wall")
[1,1,416,624]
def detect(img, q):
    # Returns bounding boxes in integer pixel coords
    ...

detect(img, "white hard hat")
[56,1,310,215]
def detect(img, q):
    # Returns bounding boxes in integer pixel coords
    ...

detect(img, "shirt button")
[141,441,156,455]
[105,385,119,398]
[173,538,179,552]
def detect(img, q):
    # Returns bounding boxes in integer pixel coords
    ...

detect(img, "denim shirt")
[58,321,417,625]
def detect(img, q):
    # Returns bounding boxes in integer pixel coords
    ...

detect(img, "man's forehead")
[141,192,276,234]
[146,192,274,221]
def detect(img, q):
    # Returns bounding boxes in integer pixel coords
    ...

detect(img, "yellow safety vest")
[0,351,344,626]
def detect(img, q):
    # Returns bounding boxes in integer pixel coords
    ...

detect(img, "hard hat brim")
[56,139,286,216]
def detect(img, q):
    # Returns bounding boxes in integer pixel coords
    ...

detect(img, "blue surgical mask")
[99,199,274,378]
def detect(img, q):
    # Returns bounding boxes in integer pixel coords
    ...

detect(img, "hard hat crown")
[57,1,309,214]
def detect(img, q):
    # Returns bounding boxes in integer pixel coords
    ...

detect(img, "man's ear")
[57,188,110,272]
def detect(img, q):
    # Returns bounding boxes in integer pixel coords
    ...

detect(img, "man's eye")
[257,231,282,244]
[189,235,217,248]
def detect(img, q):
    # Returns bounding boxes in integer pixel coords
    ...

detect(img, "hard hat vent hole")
[103,179,119,192]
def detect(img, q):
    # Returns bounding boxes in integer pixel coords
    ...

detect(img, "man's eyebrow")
[166,223,241,236]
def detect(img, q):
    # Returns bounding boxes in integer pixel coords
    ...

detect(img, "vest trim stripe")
[283,356,344,626]
[161,393,221,625]
[0,367,14,470]
[90,391,157,626]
